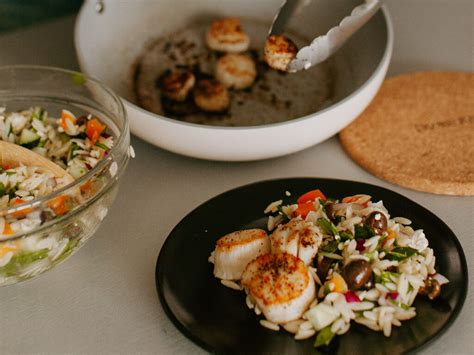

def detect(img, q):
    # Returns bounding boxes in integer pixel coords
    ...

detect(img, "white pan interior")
[76,0,388,126]
[131,19,335,126]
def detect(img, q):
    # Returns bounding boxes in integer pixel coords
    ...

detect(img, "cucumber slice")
[3,119,11,137]
[19,128,40,149]
[305,303,340,331]
[68,165,87,179]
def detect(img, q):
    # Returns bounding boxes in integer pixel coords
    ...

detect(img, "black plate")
[156,178,468,354]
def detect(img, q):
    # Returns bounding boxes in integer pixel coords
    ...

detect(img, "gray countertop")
[0,1,472,354]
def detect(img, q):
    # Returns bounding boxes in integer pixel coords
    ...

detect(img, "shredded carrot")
[60,109,77,130]
[12,198,34,218]
[48,195,70,216]
[86,118,106,145]
[2,221,13,235]
[80,180,94,194]
[297,189,327,204]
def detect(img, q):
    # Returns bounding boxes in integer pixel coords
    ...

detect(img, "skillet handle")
[94,0,105,14]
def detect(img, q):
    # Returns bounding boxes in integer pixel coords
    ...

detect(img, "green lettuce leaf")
[314,325,336,348]
[317,218,338,236]
[385,247,418,261]
[354,224,375,239]
[0,248,49,277]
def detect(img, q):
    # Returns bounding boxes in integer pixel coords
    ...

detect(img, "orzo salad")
[0,106,113,179]
[208,188,448,348]
[0,106,116,284]
[0,164,78,276]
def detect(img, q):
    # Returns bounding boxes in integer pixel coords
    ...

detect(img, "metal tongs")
[269,0,383,72]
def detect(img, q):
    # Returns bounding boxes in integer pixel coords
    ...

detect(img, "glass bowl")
[0,65,130,286]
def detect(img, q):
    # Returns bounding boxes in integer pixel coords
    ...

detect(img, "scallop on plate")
[75,0,393,161]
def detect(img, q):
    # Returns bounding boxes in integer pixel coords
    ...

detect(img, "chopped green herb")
[354,224,375,239]
[377,235,387,248]
[389,298,410,310]
[317,218,338,236]
[364,250,377,261]
[30,108,44,121]
[68,142,80,161]
[322,240,339,253]
[94,141,110,151]
[314,325,336,348]
[8,186,18,199]
[339,231,353,241]
[376,271,400,284]
[385,247,418,261]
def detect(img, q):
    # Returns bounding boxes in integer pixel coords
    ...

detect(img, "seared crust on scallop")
[264,35,298,72]
[161,71,196,102]
[206,17,250,53]
[215,53,257,90]
[271,218,322,265]
[212,229,270,280]
[241,253,316,324]
[193,79,230,112]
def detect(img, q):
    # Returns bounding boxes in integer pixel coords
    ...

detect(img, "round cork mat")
[340,71,474,196]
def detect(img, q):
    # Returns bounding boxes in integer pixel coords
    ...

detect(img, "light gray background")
[0,0,472,354]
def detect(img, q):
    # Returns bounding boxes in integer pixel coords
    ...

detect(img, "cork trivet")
[339,71,474,196]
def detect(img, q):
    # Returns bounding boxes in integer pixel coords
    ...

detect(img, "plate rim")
[155,177,469,354]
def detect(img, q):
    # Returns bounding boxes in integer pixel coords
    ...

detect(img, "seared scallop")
[193,79,230,112]
[215,53,257,90]
[271,218,322,265]
[241,253,316,324]
[264,35,298,72]
[161,71,196,102]
[211,229,270,280]
[206,17,250,53]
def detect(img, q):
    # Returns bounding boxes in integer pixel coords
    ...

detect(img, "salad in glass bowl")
[0,66,131,286]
